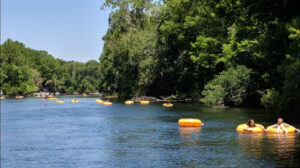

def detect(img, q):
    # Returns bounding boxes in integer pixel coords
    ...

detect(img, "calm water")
[1,97,300,168]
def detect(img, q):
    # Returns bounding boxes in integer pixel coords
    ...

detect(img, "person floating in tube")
[243,119,265,132]
[267,117,300,134]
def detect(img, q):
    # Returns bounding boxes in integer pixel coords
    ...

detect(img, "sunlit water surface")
[1,97,300,168]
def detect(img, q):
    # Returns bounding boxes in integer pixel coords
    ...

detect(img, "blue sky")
[1,0,110,62]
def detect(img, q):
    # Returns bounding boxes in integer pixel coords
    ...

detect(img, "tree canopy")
[0,39,101,95]
[98,0,300,117]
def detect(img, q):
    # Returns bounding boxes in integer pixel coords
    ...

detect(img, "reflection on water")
[238,133,265,155]
[1,98,300,167]
[179,127,202,136]
[179,127,202,146]
[238,133,300,167]
[267,134,297,160]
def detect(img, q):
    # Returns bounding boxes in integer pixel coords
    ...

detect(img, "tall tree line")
[0,39,101,95]
[99,0,300,117]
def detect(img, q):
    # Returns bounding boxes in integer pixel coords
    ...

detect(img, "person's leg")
[276,126,280,133]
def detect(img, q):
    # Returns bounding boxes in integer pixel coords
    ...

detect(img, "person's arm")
[243,126,253,132]
[257,125,266,132]
[267,124,277,129]
[284,123,295,128]
[283,123,300,133]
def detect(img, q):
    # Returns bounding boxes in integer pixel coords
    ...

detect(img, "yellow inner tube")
[103,101,112,105]
[266,124,295,134]
[96,99,103,104]
[71,99,79,103]
[236,124,265,133]
[48,97,57,101]
[15,96,24,99]
[125,100,134,105]
[163,103,173,107]
[56,100,65,104]
[0,96,5,100]
[140,100,150,105]
[49,95,54,98]
[178,118,202,127]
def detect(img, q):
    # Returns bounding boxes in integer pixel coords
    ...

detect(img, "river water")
[1,97,300,168]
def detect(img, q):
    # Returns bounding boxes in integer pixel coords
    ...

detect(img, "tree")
[0,39,102,95]
[201,66,252,106]
[99,0,158,98]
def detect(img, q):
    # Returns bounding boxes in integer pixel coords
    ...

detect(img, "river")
[1,97,300,167]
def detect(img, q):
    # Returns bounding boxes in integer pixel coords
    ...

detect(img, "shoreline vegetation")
[1,0,300,118]
[0,94,195,103]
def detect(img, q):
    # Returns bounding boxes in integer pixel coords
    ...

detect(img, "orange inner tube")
[178,118,202,127]
[266,124,296,134]
[103,101,112,105]
[140,101,150,105]
[236,124,265,133]
[71,99,79,103]
[96,99,103,104]
[125,100,134,105]
[163,103,173,107]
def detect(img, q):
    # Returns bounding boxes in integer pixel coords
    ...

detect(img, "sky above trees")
[1,0,110,62]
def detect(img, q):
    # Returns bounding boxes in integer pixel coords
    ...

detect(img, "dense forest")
[0,39,101,95]
[99,0,300,117]
[1,0,300,117]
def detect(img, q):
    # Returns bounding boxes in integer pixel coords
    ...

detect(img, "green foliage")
[201,85,225,105]
[0,39,101,95]
[259,88,279,110]
[0,64,38,95]
[276,18,300,117]
[201,66,252,106]
[190,35,222,69]
[99,0,158,98]
[99,0,300,117]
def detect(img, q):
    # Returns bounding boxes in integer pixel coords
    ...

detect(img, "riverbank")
[128,95,196,102]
